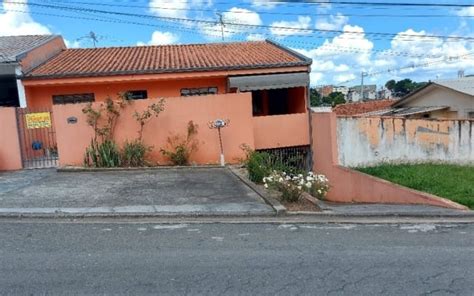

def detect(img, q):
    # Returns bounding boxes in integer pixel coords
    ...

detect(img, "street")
[0,221,473,295]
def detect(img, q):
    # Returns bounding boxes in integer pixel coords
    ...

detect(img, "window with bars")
[125,90,148,100]
[180,87,218,97]
[52,93,95,105]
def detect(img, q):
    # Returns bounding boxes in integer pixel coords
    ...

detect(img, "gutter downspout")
[306,74,314,172]
[15,64,27,108]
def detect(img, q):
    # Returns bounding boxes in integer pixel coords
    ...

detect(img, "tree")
[310,88,322,107]
[385,79,427,97]
[323,92,346,107]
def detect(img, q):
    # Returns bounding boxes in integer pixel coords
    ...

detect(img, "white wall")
[337,116,474,167]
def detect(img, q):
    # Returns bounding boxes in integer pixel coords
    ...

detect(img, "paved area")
[0,168,273,215]
[0,221,472,295]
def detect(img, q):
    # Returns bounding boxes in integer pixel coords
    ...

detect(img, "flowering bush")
[308,172,330,200]
[263,171,329,202]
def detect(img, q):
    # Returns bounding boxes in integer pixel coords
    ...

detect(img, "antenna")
[216,12,225,41]
[76,31,100,48]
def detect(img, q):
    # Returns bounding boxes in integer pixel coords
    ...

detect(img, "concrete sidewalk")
[0,168,274,217]
[0,168,472,220]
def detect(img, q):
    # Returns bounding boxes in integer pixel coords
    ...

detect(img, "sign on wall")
[25,112,52,129]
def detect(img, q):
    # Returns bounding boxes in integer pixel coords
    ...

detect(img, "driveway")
[0,168,274,216]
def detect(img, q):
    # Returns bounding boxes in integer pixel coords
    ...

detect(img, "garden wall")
[53,93,255,166]
[311,111,467,210]
[0,107,22,171]
[337,116,474,167]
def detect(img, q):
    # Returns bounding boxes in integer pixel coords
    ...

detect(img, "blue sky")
[1,0,473,87]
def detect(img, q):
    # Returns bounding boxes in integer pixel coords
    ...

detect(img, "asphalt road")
[0,221,473,295]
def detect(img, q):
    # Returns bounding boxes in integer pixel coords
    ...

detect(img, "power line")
[2,6,469,60]
[9,1,474,42]
[48,0,474,8]
[44,0,474,18]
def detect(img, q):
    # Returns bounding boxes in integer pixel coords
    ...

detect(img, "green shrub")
[84,139,121,167]
[121,140,151,167]
[246,151,273,183]
[161,121,199,166]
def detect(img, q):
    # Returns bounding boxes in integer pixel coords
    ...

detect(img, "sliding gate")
[16,108,58,168]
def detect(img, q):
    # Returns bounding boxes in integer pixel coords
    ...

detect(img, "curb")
[227,166,287,215]
[0,212,473,222]
[57,165,224,172]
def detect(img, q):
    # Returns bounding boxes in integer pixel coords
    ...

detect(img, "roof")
[433,76,474,96]
[0,35,58,63]
[364,106,449,117]
[333,99,395,116]
[394,76,474,107]
[25,40,312,80]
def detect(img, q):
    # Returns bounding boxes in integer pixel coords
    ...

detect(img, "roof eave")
[23,62,309,81]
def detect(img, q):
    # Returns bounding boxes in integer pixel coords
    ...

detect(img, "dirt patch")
[281,198,320,212]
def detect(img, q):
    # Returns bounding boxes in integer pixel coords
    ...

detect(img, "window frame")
[180,87,218,97]
[52,93,95,105]
[125,90,148,100]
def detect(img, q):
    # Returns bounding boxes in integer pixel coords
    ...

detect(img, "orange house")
[20,40,313,166]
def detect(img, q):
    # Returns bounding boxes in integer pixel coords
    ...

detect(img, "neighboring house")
[0,35,65,107]
[347,85,377,102]
[333,86,349,98]
[20,40,313,156]
[333,99,395,116]
[374,77,474,118]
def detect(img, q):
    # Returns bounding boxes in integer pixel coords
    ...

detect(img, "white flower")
[297,186,302,190]
[305,182,312,188]
[264,183,268,189]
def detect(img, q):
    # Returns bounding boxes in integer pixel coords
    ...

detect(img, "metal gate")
[16,107,58,168]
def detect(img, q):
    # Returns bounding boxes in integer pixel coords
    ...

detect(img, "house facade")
[367,77,474,119]
[15,40,313,167]
[0,35,65,107]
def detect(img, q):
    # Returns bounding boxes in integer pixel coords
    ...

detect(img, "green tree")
[310,88,322,107]
[385,79,427,97]
[323,91,346,107]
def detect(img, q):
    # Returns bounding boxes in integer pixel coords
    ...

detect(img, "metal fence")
[257,145,311,172]
[16,107,58,169]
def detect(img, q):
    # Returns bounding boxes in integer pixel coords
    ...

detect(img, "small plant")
[309,172,330,200]
[160,121,199,166]
[263,171,329,203]
[133,99,165,141]
[121,140,151,167]
[246,151,273,183]
[84,139,121,167]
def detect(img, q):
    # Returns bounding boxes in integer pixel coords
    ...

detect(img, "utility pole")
[360,71,367,101]
[216,12,225,41]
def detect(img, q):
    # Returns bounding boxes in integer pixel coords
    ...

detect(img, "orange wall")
[253,113,310,149]
[311,111,468,210]
[26,77,227,109]
[0,108,22,170]
[53,93,255,166]
[20,37,66,73]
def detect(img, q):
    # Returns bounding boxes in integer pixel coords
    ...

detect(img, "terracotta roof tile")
[333,99,396,116]
[25,40,310,79]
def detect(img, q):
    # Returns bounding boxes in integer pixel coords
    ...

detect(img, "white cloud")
[137,31,179,45]
[148,0,212,19]
[64,39,81,48]
[456,6,474,17]
[296,24,474,86]
[0,0,51,36]
[199,7,262,40]
[250,0,279,9]
[247,33,265,41]
[316,13,349,31]
[270,16,312,37]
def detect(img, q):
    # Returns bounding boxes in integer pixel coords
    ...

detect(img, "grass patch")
[356,163,474,209]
